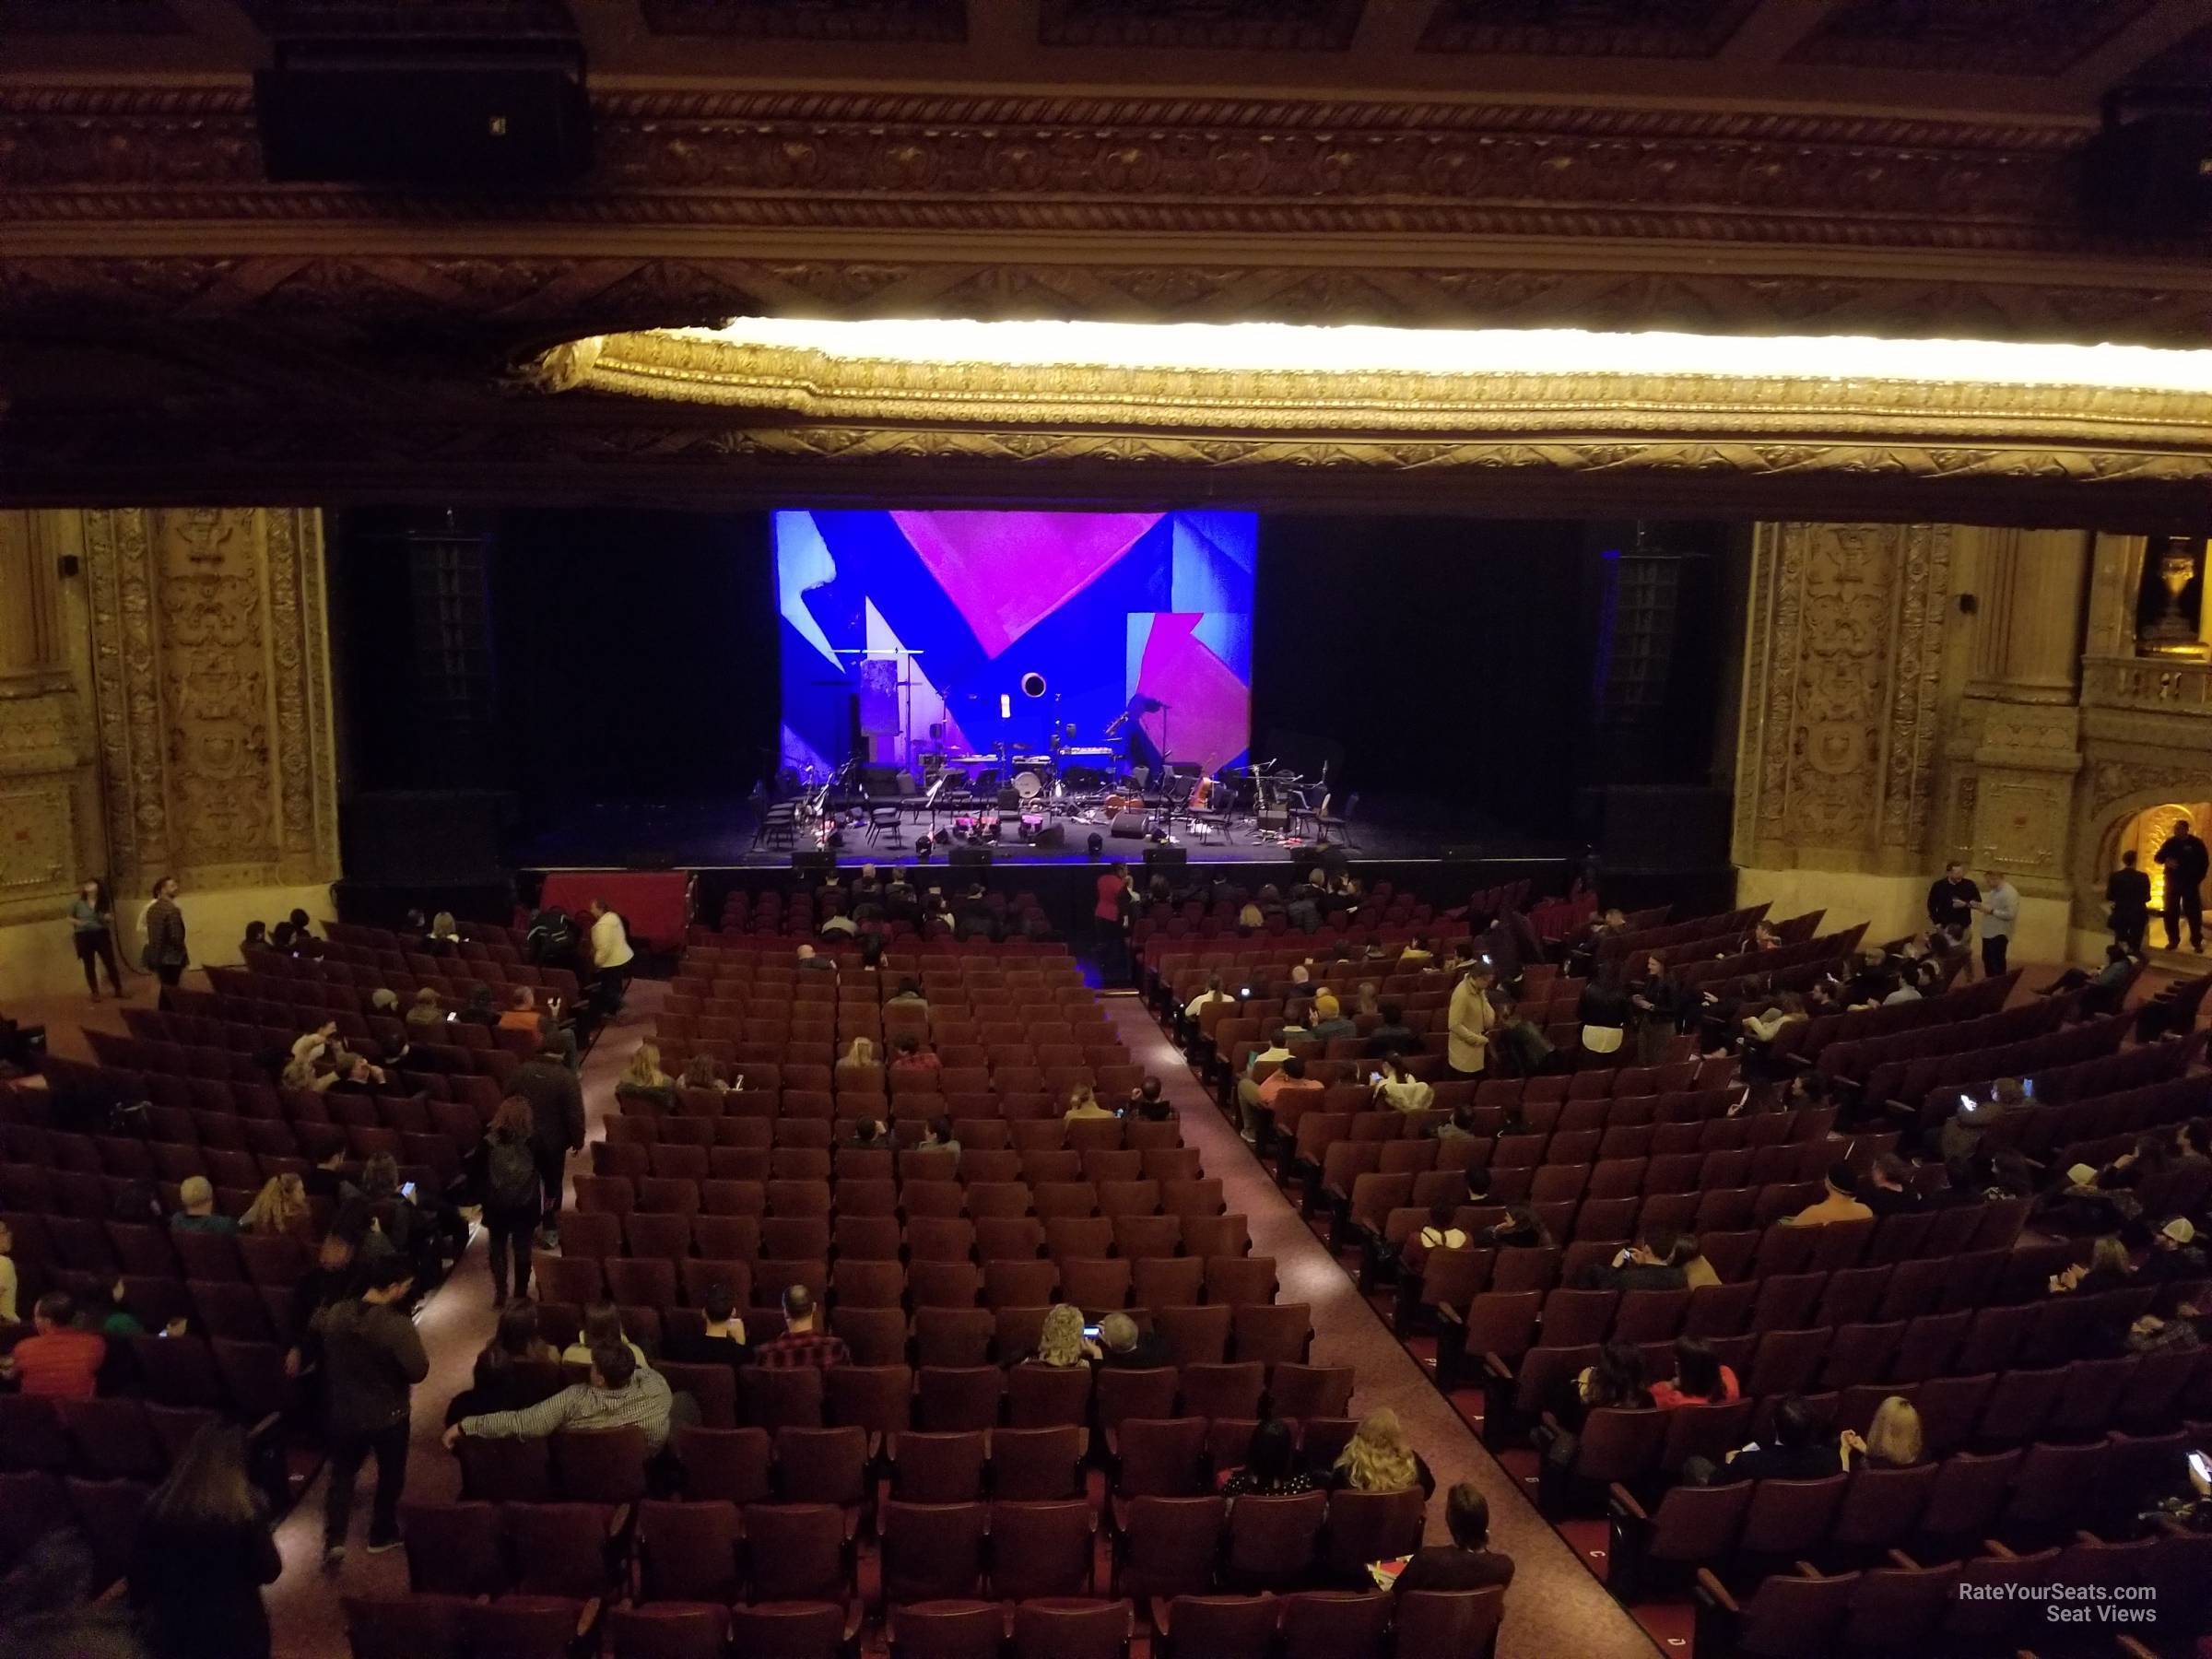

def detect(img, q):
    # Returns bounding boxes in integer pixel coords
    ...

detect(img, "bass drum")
[1013,770,1044,800]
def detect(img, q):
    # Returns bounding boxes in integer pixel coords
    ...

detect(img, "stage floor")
[511,794,1568,872]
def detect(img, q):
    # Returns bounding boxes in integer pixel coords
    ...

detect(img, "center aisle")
[1103,996,1664,1659]
[264,988,658,1659]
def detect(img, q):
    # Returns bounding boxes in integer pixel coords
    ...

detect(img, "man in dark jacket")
[319,1255,426,1568]
[2107,849,2152,955]
[1925,862,1979,935]
[509,1038,584,1243]
[1394,1483,1515,1595]
[1704,1395,1838,1484]
[1572,1228,1690,1292]
[1095,1312,1172,1371]
[2156,819,2208,952]
[143,876,188,990]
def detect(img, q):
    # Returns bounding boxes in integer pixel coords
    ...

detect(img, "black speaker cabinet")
[1110,812,1149,840]
[1144,846,1190,872]
[1031,824,1066,850]
[950,846,994,870]
[790,851,837,874]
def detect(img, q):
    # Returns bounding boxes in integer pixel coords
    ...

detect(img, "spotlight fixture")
[1087,832,1103,859]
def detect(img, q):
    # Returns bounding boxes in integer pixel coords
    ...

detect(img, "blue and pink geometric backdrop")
[776,508,1255,779]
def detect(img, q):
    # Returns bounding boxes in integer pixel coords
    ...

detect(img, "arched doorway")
[2115,799,2212,914]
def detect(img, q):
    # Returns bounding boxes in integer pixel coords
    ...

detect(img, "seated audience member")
[281,1046,336,1093]
[616,1042,675,1110]
[559,1302,653,1372]
[681,1053,729,1094]
[404,986,447,1035]
[662,1285,750,1376]
[0,1217,16,1325]
[1702,1395,1836,1484]
[1785,1163,1874,1226]
[917,1115,960,1166]
[1435,1101,1482,1142]
[1364,1003,1419,1057]
[1841,1395,1924,1470]
[1220,1418,1315,1498]
[818,908,858,939]
[427,911,461,950]
[1183,973,1233,1022]
[241,919,268,953]
[1,1294,104,1399]
[1095,1312,1171,1371]
[1309,990,1357,1042]
[444,1300,562,1425]
[1576,1228,1691,1291]
[1675,1233,1721,1289]
[290,1020,341,1064]
[887,976,927,1009]
[270,920,300,955]
[1648,1336,1739,1409]
[2144,1216,2206,1285]
[753,1286,851,1371]
[1064,1084,1114,1123]
[2037,943,2136,1012]
[240,1174,312,1242]
[1395,1482,1515,1594]
[2127,1297,2208,1355]
[1371,1053,1434,1114]
[1563,1341,1654,1432]
[845,1117,885,1152]
[445,1342,677,1455]
[1739,991,1807,1046]
[1399,1200,1469,1278]
[1398,935,1435,967]
[1119,1077,1169,1121]
[1332,1407,1436,1500]
[326,1052,385,1094]
[1241,1054,1323,1141]
[833,1038,878,1091]
[1034,1303,1100,1368]
[458,984,500,1029]
[795,943,838,974]
[888,1034,940,1075]
[1938,1076,2022,1163]
[2049,1233,2135,1297]
[1486,1205,1552,1250]
[171,1175,239,1235]
[1860,1154,1920,1218]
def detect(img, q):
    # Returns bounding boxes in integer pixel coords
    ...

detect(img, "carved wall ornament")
[0,784,73,892]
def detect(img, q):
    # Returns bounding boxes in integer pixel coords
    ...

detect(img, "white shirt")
[592,910,634,970]
[1373,1075,1434,1114]
[1184,989,1231,1018]
[1982,882,2019,939]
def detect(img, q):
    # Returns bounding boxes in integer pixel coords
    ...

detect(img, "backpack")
[486,1135,539,1210]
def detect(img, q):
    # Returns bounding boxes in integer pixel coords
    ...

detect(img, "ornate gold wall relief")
[1733,521,1953,871]
[79,506,338,896]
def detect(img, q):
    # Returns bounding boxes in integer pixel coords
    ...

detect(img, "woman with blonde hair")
[240,1174,312,1242]
[1034,1302,1100,1368]
[280,1049,335,1093]
[1064,1082,1112,1122]
[841,1036,877,1066]
[1332,1406,1436,1497]
[616,1041,676,1112]
[1842,1394,1924,1470]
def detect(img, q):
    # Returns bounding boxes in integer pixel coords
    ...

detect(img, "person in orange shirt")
[2,1292,106,1400]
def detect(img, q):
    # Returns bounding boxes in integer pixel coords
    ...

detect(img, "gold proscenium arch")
[534,317,2212,492]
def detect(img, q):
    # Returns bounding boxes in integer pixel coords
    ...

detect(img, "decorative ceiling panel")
[1038,0,1364,52]
[639,0,965,41]
[1418,0,1760,59]
[0,0,184,34]
[1788,0,2159,76]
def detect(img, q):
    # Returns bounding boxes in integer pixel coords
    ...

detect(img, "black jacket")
[2107,866,2152,919]
[319,1298,429,1437]
[1926,876,1979,930]
[1100,1331,1174,1371]
[129,1509,281,1659]
[510,1058,585,1157]
[2156,831,2209,889]
[145,898,188,969]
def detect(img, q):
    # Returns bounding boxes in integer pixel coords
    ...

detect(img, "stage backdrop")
[777,509,1255,781]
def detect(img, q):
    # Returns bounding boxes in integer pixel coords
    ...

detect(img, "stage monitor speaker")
[950,846,994,870]
[341,790,509,885]
[1110,812,1149,840]
[1144,845,1189,872]
[790,851,837,874]
[1031,824,1065,850]
[254,49,594,186]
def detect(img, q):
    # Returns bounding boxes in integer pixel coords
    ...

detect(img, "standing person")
[587,898,635,994]
[127,1424,281,1659]
[1926,861,1979,935]
[508,1037,584,1247]
[1093,862,1132,983]
[69,878,125,1002]
[479,1096,543,1308]
[2108,849,2153,955]
[1972,868,2019,978]
[1446,965,1495,1079]
[318,1255,426,1570]
[143,876,188,990]
[2156,818,2209,954]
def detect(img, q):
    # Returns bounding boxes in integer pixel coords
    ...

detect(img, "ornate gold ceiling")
[2,0,2210,514]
